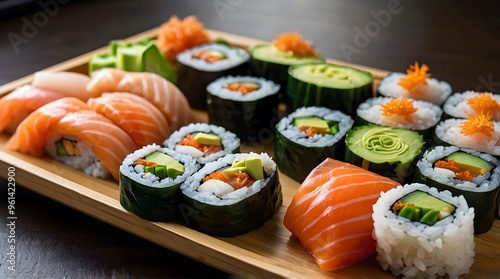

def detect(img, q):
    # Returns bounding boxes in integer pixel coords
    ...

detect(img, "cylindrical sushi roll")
[344,124,425,183]
[179,152,283,237]
[119,144,199,221]
[287,63,373,116]
[275,106,354,182]
[176,43,250,109]
[414,146,500,233]
[206,76,280,142]
[372,183,475,278]
[249,32,324,102]
[442,91,500,120]
[356,97,442,138]
[163,123,240,165]
[377,62,452,106]
[433,115,500,156]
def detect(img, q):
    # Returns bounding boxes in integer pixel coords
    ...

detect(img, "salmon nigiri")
[86,68,191,130]
[87,92,171,148]
[6,97,88,156]
[44,110,137,180]
[283,158,401,271]
[0,85,66,133]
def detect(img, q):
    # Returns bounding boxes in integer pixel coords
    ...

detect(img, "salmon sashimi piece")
[283,158,401,271]
[31,71,96,101]
[86,68,191,130]
[0,85,66,134]
[87,92,171,148]
[44,110,137,180]
[6,97,88,156]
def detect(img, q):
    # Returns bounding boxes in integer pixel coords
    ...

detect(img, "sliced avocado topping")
[116,44,145,72]
[293,117,330,135]
[56,140,67,156]
[154,165,167,178]
[289,63,373,89]
[223,157,264,180]
[142,151,185,179]
[393,191,455,225]
[444,151,492,177]
[88,53,116,75]
[193,132,222,146]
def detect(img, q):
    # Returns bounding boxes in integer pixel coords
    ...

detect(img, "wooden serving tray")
[1,29,499,279]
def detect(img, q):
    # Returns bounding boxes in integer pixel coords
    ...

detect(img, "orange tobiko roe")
[460,113,494,137]
[157,15,211,63]
[272,32,317,57]
[381,98,417,118]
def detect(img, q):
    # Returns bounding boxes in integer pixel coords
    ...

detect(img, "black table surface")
[0,1,499,278]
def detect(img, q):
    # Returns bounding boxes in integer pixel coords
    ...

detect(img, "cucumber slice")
[287,63,373,116]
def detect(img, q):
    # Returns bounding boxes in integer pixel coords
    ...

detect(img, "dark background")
[1,0,499,278]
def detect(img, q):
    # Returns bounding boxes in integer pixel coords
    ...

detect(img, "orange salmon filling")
[298,126,328,137]
[224,83,259,95]
[203,171,255,190]
[435,160,474,181]
[467,93,500,115]
[381,98,417,118]
[272,32,317,57]
[178,134,223,156]
[398,62,431,91]
[460,113,494,137]
[133,158,157,167]
[192,50,226,63]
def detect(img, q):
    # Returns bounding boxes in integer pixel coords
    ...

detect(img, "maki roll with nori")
[275,106,354,182]
[433,114,500,156]
[372,183,475,278]
[356,97,442,138]
[163,123,240,165]
[206,76,280,142]
[119,144,199,221]
[249,32,324,102]
[176,43,250,109]
[442,91,500,120]
[377,62,452,106]
[414,146,499,233]
[179,152,282,237]
[344,125,425,183]
[287,63,373,116]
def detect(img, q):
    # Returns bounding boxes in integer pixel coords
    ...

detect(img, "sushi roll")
[356,97,442,138]
[442,91,500,120]
[377,62,452,106]
[275,106,354,182]
[344,124,425,183]
[179,152,282,237]
[433,114,500,156]
[164,123,240,165]
[414,146,500,233]
[249,32,324,102]
[206,76,280,142]
[119,144,199,221]
[372,183,475,278]
[287,62,373,116]
[176,43,250,109]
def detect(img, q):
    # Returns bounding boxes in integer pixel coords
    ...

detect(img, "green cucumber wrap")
[345,125,424,183]
[119,144,200,221]
[179,153,283,237]
[287,63,373,116]
[413,146,500,234]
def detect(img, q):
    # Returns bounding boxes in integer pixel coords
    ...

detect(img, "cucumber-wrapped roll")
[179,152,282,237]
[275,106,353,182]
[287,63,373,116]
[345,125,424,183]
[164,123,240,165]
[442,91,500,120]
[414,146,500,233]
[119,144,200,221]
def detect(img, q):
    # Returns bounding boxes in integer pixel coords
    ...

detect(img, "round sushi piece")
[377,62,452,106]
[372,183,475,278]
[442,91,500,120]
[287,62,373,116]
[206,75,280,142]
[356,96,442,137]
[119,144,199,221]
[344,124,425,183]
[176,43,250,109]
[179,152,283,237]
[433,115,500,156]
[275,106,354,182]
[163,123,240,165]
[414,146,500,233]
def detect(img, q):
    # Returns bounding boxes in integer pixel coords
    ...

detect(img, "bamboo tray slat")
[1,29,499,279]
